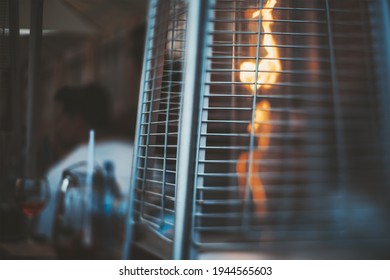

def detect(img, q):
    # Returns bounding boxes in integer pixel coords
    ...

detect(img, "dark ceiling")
[19,0,148,33]
[17,0,148,62]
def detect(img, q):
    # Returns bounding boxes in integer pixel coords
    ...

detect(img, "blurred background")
[14,0,146,171]
[0,0,147,256]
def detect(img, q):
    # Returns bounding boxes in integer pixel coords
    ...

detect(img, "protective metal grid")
[192,0,390,249]
[133,0,188,240]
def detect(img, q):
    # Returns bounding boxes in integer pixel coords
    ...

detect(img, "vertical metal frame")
[25,0,43,178]
[122,0,158,259]
[136,0,169,229]
[190,0,216,257]
[9,0,21,139]
[324,0,348,191]
[124,0,190,260]
[373,0,390,179]
[381,0,390,173]
[173,0,210,260]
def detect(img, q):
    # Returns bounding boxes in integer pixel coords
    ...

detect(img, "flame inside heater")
[239,0,281,92]
[236,0,281,214]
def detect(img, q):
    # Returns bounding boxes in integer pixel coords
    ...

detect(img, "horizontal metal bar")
[209,17,367,27]
[137,166,177,174]
[135,200,175,213]
[206,68,332,75]
[136,212,175,227]
[206,56,371,65]
[199,131,331,138]
[209,30,364,39]
[195,179,384,191]
[136,177,177,188]
[143,84,184,93]
[205,81,333,88]
[209,43,331,50]
[141,120,180,125]
[197,155,385,165]
[143,72,185,83]
[140,132,179,136]
[201,94,374,103]
[196,167,382,178]
[210,30,329,37]
[193,229,345,241]
[201,107,378,115]
[195,185,329,193]
[194,211,344,221]
[208,44,371,53]
[135,189,176,201]
[134,208,175,221]
[193,239,390,252]
[195,197,341,206]
[135,213,174,227]
[142,98,182,105]
[210,7,368,14]
[196,170,351,179]
[197,140,383,148]
[137,155,177,161]
[139,144,178,148]
[202,119,374,126]
[200,130,375,137]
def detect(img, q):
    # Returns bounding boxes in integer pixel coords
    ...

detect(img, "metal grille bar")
[128,0,390,259]
[191,0,390,257]
[0,0,10,132]
[130,0,188,250]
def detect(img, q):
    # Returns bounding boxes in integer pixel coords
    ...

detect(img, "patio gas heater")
[124,0,390,259]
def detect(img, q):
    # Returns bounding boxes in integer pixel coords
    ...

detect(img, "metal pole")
[9,0,21,152]
[377,0,390,194]
[173,0,209,260]
[25,0,43,178]
[325,0,349,191]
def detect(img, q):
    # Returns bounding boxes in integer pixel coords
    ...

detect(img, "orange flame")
[236,0,280,214]
[239,0,281,92]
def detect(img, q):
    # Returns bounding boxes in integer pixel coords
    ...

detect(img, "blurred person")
[35,83,133,243]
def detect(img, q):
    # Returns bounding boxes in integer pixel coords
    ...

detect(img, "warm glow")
[249,100,271,149]
[236,0,280,214]
[239,0,281,92]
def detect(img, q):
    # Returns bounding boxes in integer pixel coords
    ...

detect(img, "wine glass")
[14,178,50,240]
